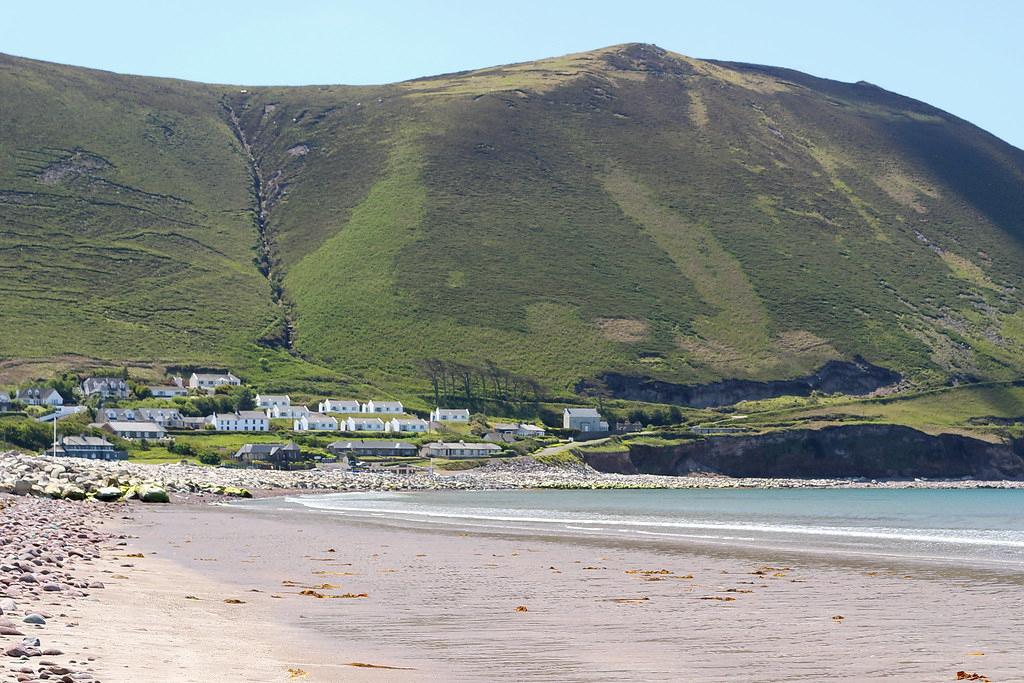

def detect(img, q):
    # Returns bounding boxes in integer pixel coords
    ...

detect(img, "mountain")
[2,43,1024,402]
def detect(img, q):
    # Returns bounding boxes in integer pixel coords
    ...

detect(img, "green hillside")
[2,44,1024,401]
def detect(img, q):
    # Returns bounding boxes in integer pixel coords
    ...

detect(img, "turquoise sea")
[245,488,1024,569]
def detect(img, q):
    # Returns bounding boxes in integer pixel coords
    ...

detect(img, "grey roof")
[235,442,300,457]
[257,394,290,401]
[17,387,60,399]
[328,440,417,451]
[368,400,403,407]
[424,441,502,451]
[102,421,165,433]
[148,384,186,391]
[564,408,602,417]
[391,417,428,424]
[433,407,470,416]
[192,372,239,381]
[492,422,519,431]
[238,411,270,420]
[62,436,114,447]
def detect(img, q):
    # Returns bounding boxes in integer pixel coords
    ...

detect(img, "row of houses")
[231,438,504,469]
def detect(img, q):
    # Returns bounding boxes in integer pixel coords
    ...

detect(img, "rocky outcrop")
[582,424,1024,480]
[594,357,901,408]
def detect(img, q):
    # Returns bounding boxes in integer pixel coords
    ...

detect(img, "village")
[0,369,619,473]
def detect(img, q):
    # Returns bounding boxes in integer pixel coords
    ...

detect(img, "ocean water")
[244,488,1024,568]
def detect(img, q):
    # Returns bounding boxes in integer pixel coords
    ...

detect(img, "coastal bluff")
[582,424,1024,480]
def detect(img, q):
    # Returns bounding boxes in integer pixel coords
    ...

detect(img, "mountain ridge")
[2,43,1024,402]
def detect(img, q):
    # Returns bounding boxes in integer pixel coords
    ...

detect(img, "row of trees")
[420,359,543,410]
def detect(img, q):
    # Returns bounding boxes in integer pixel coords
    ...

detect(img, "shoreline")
[3,452,1024,504]
[117,498,1023,682]
[3,492,1021,681]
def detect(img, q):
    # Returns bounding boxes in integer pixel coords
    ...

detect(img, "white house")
[256,394,290,410]
[16,387,64,407]
[419,441,502,459]
[189,372,241,391]
[97,407,184,428]
[563,408,609,433]
[206,411,269,432]
[363,400,404,414]
[430,407,470,422]
[318,399,361,414]
[344,416,386,432]
[294,414,339,432]
[81,377,129,400]
[386,417,429,434]
[268,404,311,419]
[96,421,166,440]
[517,423,546,438]
[148,385,188,398]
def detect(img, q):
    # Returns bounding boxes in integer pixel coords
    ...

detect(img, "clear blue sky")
[3,0,1021,149]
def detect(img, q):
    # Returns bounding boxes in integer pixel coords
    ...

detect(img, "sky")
[2,0,1022,148]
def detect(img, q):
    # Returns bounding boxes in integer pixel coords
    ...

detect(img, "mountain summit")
[2,44,1023,397]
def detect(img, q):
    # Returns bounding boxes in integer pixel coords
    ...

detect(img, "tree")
[234,386,255,411]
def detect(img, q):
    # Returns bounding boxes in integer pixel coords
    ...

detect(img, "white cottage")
[256,394,291,410]
[363,400,404,414]
[345,416,386,432]
[386,417,429,434]
[430,407,470,422]
[318,399,361,414]
[294,414,339,432]
[206,411,269,432]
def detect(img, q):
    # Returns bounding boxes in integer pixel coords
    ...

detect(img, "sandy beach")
[41,495,1020,683]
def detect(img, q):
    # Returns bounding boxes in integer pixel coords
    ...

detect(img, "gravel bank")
[2,451,1022,501]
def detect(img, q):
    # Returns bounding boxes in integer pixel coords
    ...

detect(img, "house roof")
[17,387,60,399]
[391,418,428,424]
[564,408,602,417]
[102,421,165,433]
[433,407,470,416]
[257,394,290,401]
[84,377,124,386]
[62,436,114,447]
[424,441,502,451]
[234,442,300,457]
[148,384,185,391]
[492,422,519,431]
[211,411,267,420]
[368,400,403,407]
[304,414,338,424]
[349,416,385,423]
[192,372,239,381]
[329,440,417,451]
[323,398,360,405]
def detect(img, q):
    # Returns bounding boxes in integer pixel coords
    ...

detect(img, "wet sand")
[75,498,1024,682]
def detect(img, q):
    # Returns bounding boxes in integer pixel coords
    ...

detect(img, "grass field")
[729,382,1024,439]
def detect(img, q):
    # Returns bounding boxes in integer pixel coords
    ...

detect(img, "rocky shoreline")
[1,495,122,682]
[2,451,1023,501]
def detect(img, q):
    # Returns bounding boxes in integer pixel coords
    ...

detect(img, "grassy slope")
[731,382,1024,440]
[3,45,1024,402]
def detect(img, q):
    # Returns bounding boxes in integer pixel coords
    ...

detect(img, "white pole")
[52,411,57,454]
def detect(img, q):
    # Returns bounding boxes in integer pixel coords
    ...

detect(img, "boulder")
[61,486,86,501]
[137,485,170,504]
[94,487,122,502]
[22,613,45,625]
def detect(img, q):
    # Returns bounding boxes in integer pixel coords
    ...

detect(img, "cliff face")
[582,424,1024,480]
[596,358,901,408]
